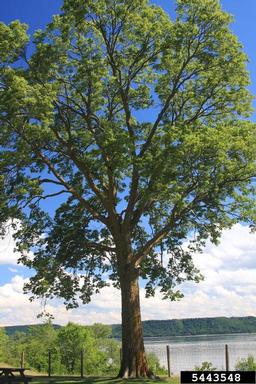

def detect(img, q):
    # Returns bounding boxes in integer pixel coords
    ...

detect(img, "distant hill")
[3,324,61,336]
[2,316,256,338]
[112,316,256,337]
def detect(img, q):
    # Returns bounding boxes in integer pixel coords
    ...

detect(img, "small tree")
[1,0,256,378]
[56,322,97,374]
[25,323,60,374]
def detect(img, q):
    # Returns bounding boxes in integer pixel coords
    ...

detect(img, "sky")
[0,0,256,326]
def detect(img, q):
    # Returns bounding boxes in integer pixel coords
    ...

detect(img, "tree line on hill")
[111,316,256,337]
[5,316,256,341]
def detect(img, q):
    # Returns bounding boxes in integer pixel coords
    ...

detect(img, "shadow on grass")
[30,375,177,384]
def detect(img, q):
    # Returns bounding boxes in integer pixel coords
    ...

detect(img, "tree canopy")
[1,0,256,377]
[1,0,255,304]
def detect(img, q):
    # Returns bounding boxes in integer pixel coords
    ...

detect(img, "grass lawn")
[31,375,180,384]
[0,363,180,384]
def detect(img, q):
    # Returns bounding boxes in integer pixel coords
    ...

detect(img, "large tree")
[1,0,256,378]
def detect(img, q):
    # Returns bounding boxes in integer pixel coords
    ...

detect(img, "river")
[144,333,256,374]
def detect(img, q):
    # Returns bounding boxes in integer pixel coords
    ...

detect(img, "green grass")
[0,363,180,384]
[31,375,179,384]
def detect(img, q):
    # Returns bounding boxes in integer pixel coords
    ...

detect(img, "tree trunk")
[117,264,154,378]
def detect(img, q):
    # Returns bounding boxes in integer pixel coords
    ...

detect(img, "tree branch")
[82,239,116,253]
[28,146,108,225]
[134,221,174,266]
[23,190,70,208]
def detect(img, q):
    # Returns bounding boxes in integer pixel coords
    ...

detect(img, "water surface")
[144,333,256,373]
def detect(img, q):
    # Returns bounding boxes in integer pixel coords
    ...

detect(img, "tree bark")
[117,264,154,378]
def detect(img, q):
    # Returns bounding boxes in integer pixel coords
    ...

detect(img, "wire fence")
[145,341,256,374]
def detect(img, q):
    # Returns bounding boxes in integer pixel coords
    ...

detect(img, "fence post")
[80,349,84,378]
[120,348,122,364]
[166,345,171,378]
[225,344,229,371]
[48,350,52,377]
[20,351,25,368]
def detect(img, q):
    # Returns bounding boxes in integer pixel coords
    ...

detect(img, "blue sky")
[0,1,256,325]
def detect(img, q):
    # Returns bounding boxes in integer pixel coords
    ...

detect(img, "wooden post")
[80,349,84,378]
[21,351,25,368]
[120,348,122,363]
[166,345,171,378]
[225,344,229,371]
[48,350,51,377]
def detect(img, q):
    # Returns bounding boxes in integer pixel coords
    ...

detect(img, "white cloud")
[0,275,40,325]
[0,275,122,326]
[194,224,256,272]
[0,224,256,326]
[0,221,22,265]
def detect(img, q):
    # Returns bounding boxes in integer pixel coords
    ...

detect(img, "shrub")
[194,361,216,371]
[147,352,168,375]
[235,355,256,371]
